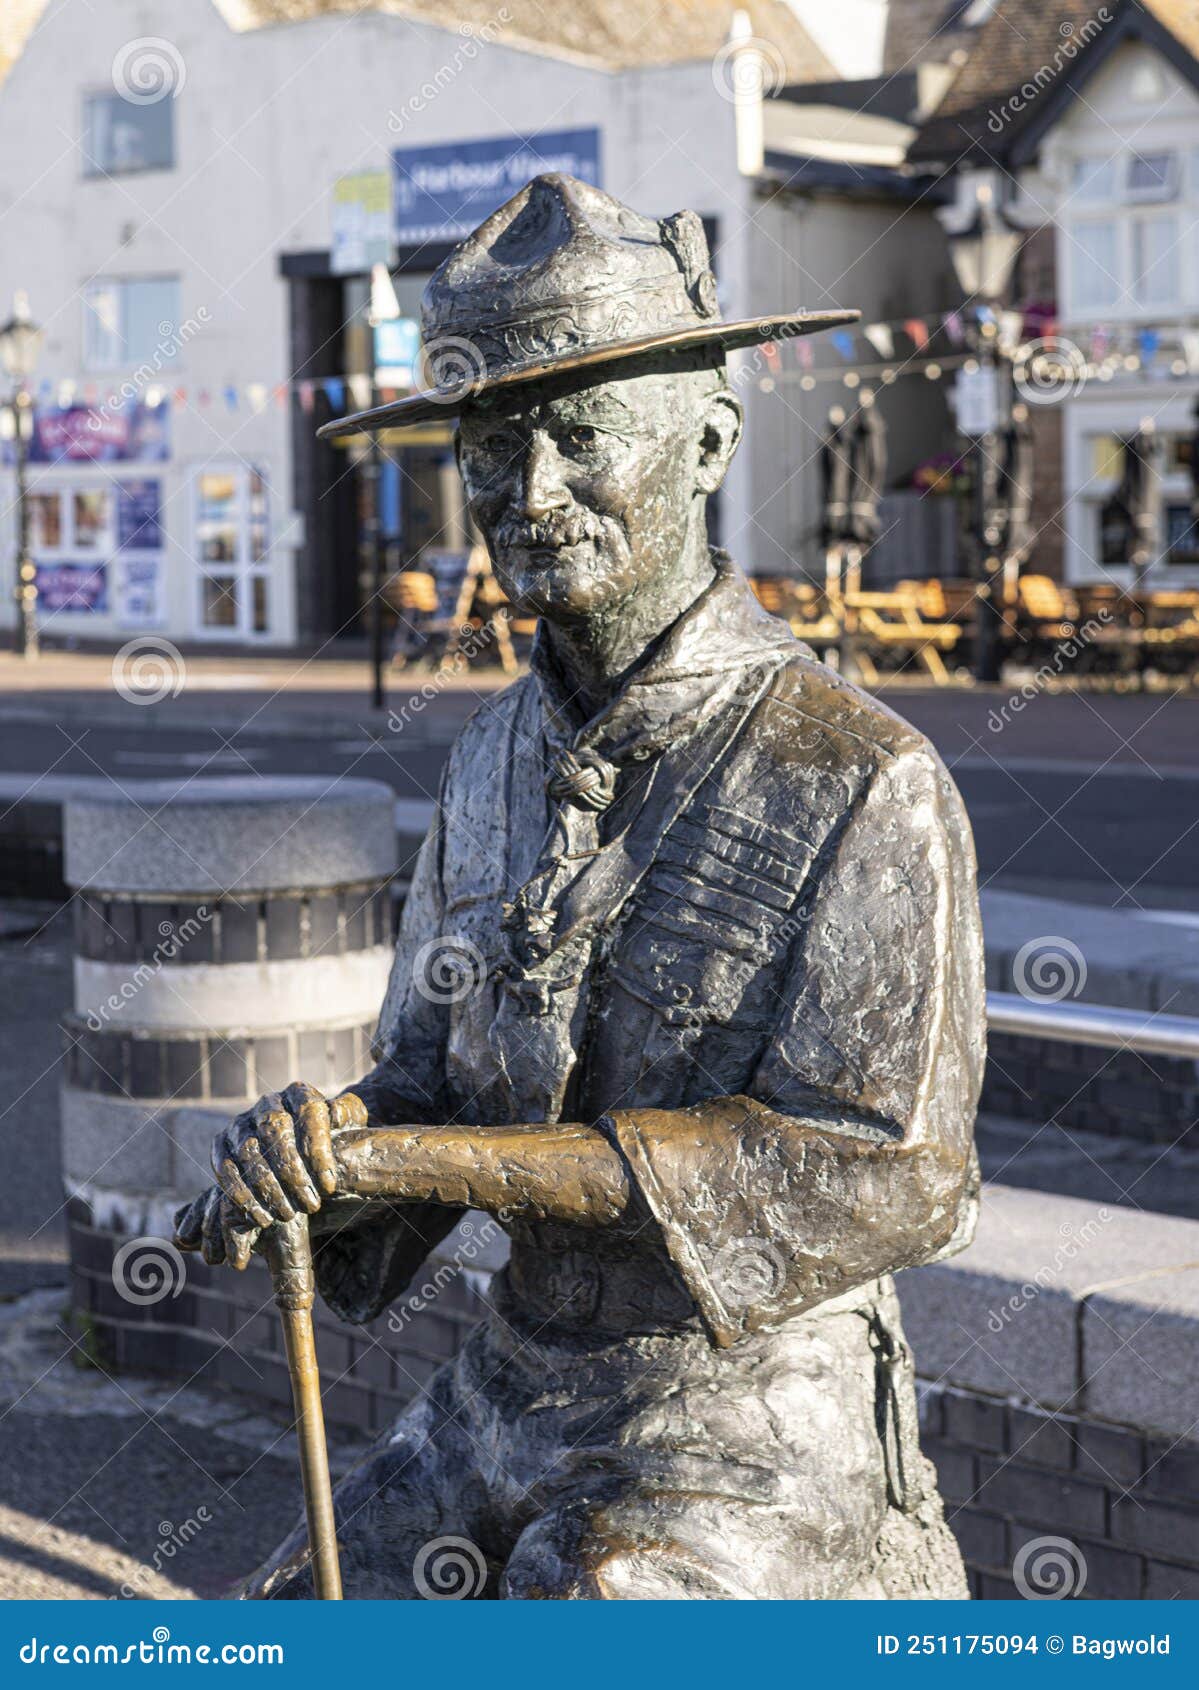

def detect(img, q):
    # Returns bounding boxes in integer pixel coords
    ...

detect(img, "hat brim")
[316,308,860,439]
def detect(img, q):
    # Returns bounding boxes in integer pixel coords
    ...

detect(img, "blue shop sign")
[394,128,601,244]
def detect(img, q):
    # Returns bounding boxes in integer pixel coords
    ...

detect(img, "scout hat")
[317,173,858,438]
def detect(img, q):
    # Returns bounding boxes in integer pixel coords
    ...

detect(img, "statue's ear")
[696,388,743,494]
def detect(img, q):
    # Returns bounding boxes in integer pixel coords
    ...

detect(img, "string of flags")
[25,308,1199,421]
[27,372,381,416]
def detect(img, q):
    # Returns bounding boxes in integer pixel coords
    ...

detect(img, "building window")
[1130,213,1177,306]
[1071,221,1120,310]
[1165,503,1199,563]
[24,483,115,554]
[193,465,272,637]
[83,277,180,371]
[1126,150,1177,201]
[83,91,174,176]
[1066,148,1188,315]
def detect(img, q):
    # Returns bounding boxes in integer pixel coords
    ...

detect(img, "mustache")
[493,509,609,551]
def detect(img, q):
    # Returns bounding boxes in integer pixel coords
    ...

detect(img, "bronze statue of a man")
[176,174,984,1600]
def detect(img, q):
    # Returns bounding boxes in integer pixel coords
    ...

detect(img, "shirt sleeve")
[604,744,985,1348]
[313,788,467,1324]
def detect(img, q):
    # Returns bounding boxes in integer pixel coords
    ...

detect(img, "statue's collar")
[531,553,796,767]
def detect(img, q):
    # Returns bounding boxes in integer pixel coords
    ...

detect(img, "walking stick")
[260,1212,343,1600]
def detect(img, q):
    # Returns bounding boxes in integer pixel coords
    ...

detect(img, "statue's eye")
[565,425,599,450]
[480,432,514,454]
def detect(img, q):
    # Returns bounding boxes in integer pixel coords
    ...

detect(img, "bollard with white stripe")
[59,777,402,1391]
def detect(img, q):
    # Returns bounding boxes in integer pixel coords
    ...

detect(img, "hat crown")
[420,174,720,378]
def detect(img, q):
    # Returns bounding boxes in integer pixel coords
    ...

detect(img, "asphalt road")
[3,681,1197,908]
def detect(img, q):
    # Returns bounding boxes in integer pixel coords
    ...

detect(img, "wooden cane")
[260,1213,343,1600]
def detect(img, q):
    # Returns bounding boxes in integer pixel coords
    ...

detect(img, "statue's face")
[456,367,738,621]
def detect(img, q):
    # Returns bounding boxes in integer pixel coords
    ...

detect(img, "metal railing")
[988,990,1199,1061]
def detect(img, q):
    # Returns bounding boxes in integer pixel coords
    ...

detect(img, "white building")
[910,0,1199,590]
[0,0,950,648]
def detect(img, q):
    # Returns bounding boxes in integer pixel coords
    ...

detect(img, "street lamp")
[0,292,45,659]
[947,185,1025,684]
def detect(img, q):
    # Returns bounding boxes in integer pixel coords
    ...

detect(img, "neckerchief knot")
[546,746,619,812]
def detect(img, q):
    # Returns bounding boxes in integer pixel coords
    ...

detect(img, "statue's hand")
[173,1084,367,1269]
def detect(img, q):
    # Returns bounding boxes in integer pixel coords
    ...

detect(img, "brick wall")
[70,1205,489,1438]
[921,1380,1199,1600]
[982,1032,1199,1148]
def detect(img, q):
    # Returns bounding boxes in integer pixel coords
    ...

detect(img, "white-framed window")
[192,464,272,638]
[26,481,117,556]
[82,90,174,176]
[83,277,181,372]
[1064,146,1189,316]
[1075,425,1199,579]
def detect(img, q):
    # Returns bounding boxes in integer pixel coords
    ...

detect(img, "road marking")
[952,754,1199,782]
[113,749,263,769]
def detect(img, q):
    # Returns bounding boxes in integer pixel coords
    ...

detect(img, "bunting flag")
[198,389,211,409]
[247,382,267,413]
[1181,331,1199,374]
[298,381,315,412]
[760,341,780,372]
[347,373,372,408]
[1090,326,1110,361]
[863,323,894,360]
[1139,328,1160,362]
[831,330,855,360]
[223,385,239,411]
[795,339,813,369]
[324,376,346,409]
[903,318,929,351]
[173,386,187,405]
[942,311,964,346]
[274,384,288,408]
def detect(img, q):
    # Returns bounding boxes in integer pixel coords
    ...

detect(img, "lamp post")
[365,262,401,713]
[0,292,45,659]
[947,185,1025,684]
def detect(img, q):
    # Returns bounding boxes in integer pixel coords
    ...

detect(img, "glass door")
[192,464,271,638]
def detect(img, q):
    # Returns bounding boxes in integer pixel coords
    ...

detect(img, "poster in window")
[3,400,171,466]
[117,479,164,550]
[115,555,164,627]
[34,562,107,613]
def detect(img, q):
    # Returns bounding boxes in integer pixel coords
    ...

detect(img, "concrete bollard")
[59,775,500,1432]
[61,777,397,1237]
